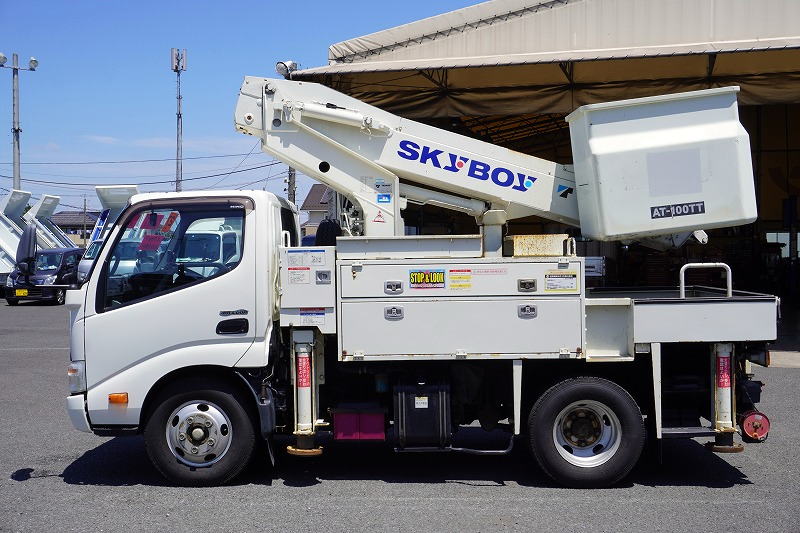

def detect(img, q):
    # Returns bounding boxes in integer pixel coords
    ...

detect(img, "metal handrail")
[679,262,732,298]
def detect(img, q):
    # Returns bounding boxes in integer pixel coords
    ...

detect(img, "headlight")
[5,275,13,287]
[43,275,57,285]
[67,361,87,394]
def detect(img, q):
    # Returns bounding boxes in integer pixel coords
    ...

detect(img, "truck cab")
[65,191,297,439]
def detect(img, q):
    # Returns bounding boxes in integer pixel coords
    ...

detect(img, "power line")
[0,186,85,210]
[0,152,259,165]
[206,141,260,188]
[0,161,282,186]
[0,158,273,179]
[1,171,292,211]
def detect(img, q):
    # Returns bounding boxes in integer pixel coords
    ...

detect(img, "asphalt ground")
[1,302,799,532]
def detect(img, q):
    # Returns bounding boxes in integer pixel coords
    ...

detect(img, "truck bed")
[585,286,778,360]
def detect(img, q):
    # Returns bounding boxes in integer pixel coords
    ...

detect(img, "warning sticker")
[409,269,445,289]
[287,249,326,266]
[473,267,508,276]
[544,270,578,292]
[414,396,429,409]
[449,269,472,290]
[299,308,325,326]
[717,356,731,388]
[287,253,304,266]
[288,267,311,284]
[296,355,311,388]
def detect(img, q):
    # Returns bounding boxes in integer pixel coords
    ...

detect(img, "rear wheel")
[143,378,256,486]
[528,377,645,488]
[6,298,18,306]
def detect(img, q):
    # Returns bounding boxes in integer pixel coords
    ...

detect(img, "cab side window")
[222,233,238,263]
[100,203,246,311]
[280,207,299,246]
[65,254,78,267]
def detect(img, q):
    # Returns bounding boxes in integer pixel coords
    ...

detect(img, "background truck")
[60,78,776,488]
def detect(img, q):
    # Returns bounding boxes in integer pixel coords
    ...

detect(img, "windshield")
[178,234,220,261]
[83,241,102,260]
[35,252,63,272]
[112,241,140,261]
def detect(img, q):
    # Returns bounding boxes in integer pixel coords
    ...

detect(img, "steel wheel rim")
[165,400,233,467]
[552,399,621,468]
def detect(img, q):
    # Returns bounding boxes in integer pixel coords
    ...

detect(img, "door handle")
[216,318,249,335]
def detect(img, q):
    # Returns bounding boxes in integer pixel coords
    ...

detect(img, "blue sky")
[0,0,478,211]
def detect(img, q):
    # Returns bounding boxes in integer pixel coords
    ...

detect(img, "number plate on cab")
[15,289,28,297]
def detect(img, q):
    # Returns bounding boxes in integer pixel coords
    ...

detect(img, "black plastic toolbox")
[393,382,451,448]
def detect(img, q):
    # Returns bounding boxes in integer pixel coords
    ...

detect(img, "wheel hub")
[552,400,622,468]
[188,425,208,444]
[166,401,232,467]
[562,408,602,447]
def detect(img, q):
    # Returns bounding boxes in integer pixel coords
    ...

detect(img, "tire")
[528,377,645,488]
[6,299,18,306]
[143,378,256,486]
[52,290,66,305]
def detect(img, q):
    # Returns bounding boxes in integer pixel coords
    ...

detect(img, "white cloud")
[132,136,256,153]
[131,137,173,149]
[83,135,120,145]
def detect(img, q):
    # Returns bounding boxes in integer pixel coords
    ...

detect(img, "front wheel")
[143,378,256,486]
[6,298,18,306]
[528,377,645,488]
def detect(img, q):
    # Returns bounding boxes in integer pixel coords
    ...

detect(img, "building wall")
[301,211,327,236]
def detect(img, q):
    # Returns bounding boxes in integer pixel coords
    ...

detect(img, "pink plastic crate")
[333,409,385,441]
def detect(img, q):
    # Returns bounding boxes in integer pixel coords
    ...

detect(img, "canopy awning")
[294,0,800,118]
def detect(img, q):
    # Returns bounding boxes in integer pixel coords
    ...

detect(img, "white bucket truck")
[62,78,776,488]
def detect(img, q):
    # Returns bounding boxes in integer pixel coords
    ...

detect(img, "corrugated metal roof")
[297,0,800,75]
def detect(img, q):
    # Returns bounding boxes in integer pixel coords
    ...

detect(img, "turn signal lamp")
[108,393,129,405]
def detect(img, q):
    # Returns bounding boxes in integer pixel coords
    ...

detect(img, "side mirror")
[17,262,30,275]
[15,223,37,265]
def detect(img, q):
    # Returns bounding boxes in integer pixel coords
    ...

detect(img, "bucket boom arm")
[235,77,578,238]
[235,78,756,251]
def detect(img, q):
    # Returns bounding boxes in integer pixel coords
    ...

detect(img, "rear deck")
[585,286,778,360]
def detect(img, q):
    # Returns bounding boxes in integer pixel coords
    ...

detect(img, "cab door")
[82,197,257,425]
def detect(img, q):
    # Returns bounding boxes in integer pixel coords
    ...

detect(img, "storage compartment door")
[340,299,581,356]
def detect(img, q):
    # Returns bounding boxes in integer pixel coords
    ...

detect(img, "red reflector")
[740,410,770,442]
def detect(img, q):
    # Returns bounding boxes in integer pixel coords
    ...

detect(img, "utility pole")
[171,49,187,192]
[11,54,20,190]
[82,195,87,247]
[287,166,297,204]
[0,52,39,190]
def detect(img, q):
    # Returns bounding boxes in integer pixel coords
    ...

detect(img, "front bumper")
[5,286,59,301]
[66,394,91,433]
